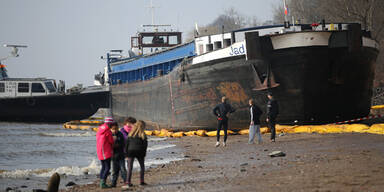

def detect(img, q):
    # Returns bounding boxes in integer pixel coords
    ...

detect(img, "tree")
[273,0,384,40]
[186,7,260,41]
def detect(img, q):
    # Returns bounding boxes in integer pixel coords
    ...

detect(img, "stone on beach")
[269,151,286,157]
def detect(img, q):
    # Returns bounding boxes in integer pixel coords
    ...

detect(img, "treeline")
[186,8,270,40]
[273,0,384,41]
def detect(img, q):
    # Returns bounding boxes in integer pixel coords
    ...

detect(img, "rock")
[20,185,27,188]
[47,172,60,192]
[269,151,286,157]
[82,168,89,175]
[240,163,248,166]
[65,181,76,187]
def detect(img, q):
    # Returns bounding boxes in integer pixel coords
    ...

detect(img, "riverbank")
[61,132,384,191]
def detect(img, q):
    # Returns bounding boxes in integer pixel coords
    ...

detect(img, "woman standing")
[96,117,114,188]
[123,120,148,188]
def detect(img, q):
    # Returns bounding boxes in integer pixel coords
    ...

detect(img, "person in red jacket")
[96,117,115,188]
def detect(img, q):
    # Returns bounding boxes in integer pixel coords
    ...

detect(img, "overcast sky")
[0,0,281,87]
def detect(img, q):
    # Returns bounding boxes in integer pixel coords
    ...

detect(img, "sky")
[0,0,281,88]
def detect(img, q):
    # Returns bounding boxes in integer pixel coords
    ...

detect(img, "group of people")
[96,117,148,189]
[95,93,277,189]
[213,93,279,146]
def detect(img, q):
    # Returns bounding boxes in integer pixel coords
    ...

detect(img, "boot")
[100,179,110,189]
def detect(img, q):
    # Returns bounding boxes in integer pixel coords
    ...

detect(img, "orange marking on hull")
[216,82,248,104]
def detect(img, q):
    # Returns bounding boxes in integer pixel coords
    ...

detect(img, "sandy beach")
[60,132,384,192]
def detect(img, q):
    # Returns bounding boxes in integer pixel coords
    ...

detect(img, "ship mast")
[147,0,158,26]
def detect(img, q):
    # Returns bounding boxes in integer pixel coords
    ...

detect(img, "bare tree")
[186,7,261,40]
[273,0,384,40]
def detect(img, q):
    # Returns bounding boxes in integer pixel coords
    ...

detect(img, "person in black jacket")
[266,93,279,142]
[213,96,236,147]
[248,99,263,144]
[122,120,148,189]
[110,122,127,187]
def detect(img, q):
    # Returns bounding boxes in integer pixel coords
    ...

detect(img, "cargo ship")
[0,45,109,123]
[105,22,379,131]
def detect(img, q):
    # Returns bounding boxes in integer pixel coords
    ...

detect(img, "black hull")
[111,46,378,131]
[0,91,110,123]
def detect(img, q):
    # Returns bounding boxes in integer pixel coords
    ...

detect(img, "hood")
[98,123,111,134]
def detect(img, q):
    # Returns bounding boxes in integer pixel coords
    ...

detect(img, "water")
[0,123,184,191]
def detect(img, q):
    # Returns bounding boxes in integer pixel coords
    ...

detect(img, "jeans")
[100,158,111,180]
[111,158,127,185]
[249,124,262,144]
[217,119,228,142]
[126,156,145,184]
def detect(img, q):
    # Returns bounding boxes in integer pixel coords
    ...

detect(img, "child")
[122,120,148,189]
[110,122,127,187]
[120,117,137,140]
[96,117,114,188]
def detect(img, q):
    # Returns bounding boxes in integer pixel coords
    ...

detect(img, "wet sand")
[61,133,384,192]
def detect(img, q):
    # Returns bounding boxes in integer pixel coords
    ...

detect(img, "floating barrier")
[63,118,103,131]
[63,119,384,137]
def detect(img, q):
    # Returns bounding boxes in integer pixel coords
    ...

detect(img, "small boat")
[0,45,109,123]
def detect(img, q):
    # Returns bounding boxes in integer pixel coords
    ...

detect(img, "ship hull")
[111,44,378,130]
[0,90,110,123]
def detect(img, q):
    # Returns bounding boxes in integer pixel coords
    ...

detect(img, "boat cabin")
[0,78,58,98]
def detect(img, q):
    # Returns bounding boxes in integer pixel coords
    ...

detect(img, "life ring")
[26,98,36,106]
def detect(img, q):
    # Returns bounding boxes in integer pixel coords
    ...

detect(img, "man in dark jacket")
[213,96,236,147]
[110,122,127,187]
[266,93,279,142]
[249,99,263,144]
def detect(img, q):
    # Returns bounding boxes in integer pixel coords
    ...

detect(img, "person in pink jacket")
[96,117,115,188]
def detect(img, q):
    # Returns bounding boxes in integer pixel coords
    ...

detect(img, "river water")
[0,122,183,191]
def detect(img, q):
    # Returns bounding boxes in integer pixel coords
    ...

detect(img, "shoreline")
[61,133,384,191]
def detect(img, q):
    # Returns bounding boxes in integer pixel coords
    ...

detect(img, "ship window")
[44,82,56,93]
[168,35,178,45]
[32,83,46,93]
[0,83,4,92]
[18,83,29,93]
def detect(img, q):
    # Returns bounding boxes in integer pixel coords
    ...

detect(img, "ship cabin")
[107,26,195,85]
[0,78,58,98]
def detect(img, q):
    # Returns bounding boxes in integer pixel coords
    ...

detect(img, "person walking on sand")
[122,120,148,189]
[96,117,114,188]
[249,99,263,144]
[266,93,279,142]
[110,122,127,187]
[213,96,236,147]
